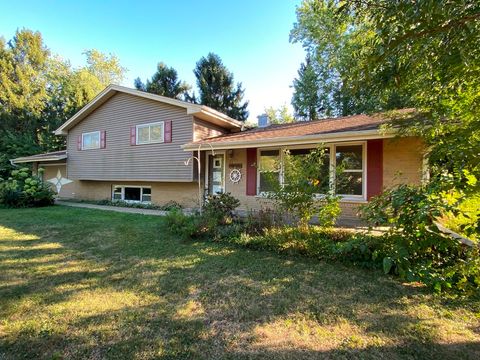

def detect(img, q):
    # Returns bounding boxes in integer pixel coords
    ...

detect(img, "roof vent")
[257,113,269,128]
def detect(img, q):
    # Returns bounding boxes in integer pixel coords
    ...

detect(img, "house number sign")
[229,169,242,184]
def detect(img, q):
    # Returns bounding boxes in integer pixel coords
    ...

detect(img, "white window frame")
[82,131,101,150]
[257,148,283,195]
[136,121,165,145]
[111,185,152,203]
[255,141,367,202]
[332,142,366,201]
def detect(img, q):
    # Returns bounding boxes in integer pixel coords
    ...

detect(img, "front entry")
[207,154,225,195]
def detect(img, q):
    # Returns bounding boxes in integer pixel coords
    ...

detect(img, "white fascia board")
[181,129,397,151]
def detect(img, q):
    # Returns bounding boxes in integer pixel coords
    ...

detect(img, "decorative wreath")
[229,169,242,183]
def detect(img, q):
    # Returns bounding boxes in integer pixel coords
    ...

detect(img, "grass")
[0,206,479,359]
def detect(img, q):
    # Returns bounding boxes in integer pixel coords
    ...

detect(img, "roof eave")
[11,155,68,164]
[54,84,242,135]
[189,108,243,129]
[181,128,398,151]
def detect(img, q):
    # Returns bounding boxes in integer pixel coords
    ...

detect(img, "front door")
[208,154,225,195]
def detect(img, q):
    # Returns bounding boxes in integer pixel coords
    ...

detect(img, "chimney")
[257,113,269,128]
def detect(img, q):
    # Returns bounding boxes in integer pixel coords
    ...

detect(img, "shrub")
[0,167,54,208]
[203,192,240,225]
[361,182,480,293]
[264,147,341,229]
[164,209,198,239]
[75,199,183,211]
[242,208,277,235]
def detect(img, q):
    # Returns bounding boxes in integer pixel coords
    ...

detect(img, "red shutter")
[77,135,82,151]
[367,139,383,200]
[130,126,136,146]
[164,120,172,143]
[246,148,257,196]
[100,130,106,149]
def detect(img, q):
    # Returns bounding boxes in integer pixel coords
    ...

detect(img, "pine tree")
[134,62,190,99]
[291,56,322,121]
[193,53,248,121]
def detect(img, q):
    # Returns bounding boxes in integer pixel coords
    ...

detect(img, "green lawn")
[0,206,479,359]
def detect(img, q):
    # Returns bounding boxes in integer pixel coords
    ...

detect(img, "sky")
[0,0,306,122]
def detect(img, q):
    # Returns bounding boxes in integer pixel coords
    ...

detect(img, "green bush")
[361,182,480,294]
[164,209,198,239]
[264,147,341,229]
[0,167,54,208]
[203,192,240,225]
[242,208,277,235]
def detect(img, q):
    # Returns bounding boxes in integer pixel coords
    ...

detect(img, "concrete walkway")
[56,200,172,216]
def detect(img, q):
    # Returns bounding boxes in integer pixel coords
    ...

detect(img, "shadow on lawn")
[0,206,479,359]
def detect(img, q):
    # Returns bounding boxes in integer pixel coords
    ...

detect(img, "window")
[82,131,100,150]
[112,186,152,203]
[136,122,164,145]
[335,145,364,196]
[258,149,280,193]
[255,143,365,200]
[288,148,331,194]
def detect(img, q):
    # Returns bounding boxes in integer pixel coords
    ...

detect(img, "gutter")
[182,128,397,151]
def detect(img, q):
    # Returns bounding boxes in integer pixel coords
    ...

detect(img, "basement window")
[112,185,152,203]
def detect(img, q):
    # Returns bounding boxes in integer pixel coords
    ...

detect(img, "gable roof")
[182,109,415,150]
[11,150,68,164]
[54,85,243,135]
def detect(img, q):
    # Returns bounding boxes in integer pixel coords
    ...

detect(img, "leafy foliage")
[134,62,191,99]
[193,53,249,121]
[361,182,480,294]
[0,167,54,207]
[290,1,412,116]
[264,104,295,124]
[265,147,341,229]
[203,192,240,225]
[0,29,126,178]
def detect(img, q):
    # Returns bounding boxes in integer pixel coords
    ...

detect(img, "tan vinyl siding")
[66,92,194,181]
[193,117,227,141]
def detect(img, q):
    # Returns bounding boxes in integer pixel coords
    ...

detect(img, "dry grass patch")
[0,206,479,359]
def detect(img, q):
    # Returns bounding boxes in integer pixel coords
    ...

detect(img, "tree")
[290,1,412,116]
[193,53,249,121]
[0,29,49,131]
[264,104,295,124]
[134,62,190,99]
[291,56,324,120]
[83,49,125,87]
[0,29,127,177]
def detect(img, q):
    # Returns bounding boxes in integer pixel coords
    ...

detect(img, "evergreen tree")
[193,53,248,121]
[134,62,190,99]
[291,57,322,121]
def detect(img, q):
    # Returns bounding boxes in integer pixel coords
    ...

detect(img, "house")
[12,85,426,220]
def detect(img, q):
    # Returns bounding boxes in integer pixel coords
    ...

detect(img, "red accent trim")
[100,130,106,149]
[367,139,383,200]
[164,120,172,143]
[130,126,136,146]
[77,135,82,151]
[246,148,257,196]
